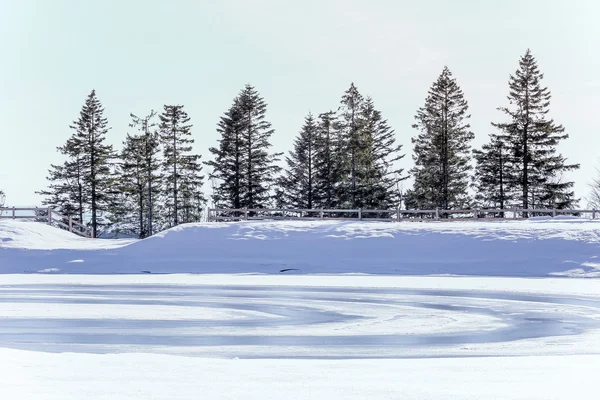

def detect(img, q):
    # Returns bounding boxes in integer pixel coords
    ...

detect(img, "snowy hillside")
[1,219,600,277]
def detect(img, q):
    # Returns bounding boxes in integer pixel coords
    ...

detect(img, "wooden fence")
[207,207,600,222]
[0,207,93,238]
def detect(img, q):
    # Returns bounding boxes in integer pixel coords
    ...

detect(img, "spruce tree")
[279,113,319,209]
[73,90,115,237]
[208,85,281,211]
[493,50,579,213]
[336,83,365,208]
[332,84,405,211]
[410,67,474,210]
[130,111,161,235]
[158,105,204,226]
[38,137,86,224]
[358,97,405,210]
[178,151,206,223]
[115,133,147,237]
[473,134,514,213]
[40,90,114,237]
[207,98,245,210]
[237,85,282,209]
[313,111,339,208]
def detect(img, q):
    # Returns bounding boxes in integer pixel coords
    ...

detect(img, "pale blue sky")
[1,0,598,206]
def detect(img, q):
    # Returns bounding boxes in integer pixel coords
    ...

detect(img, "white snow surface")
[2,219,600,276]
[2,349,598,400]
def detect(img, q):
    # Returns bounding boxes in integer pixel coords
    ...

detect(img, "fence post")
[69,216,73,232]
[358,208,362,221]
[47,207,52,224]
[320,208,324,220]
[513,207,517,220]
[435,207,439,221]
[397,207,401,222]
[474,209,479,220]
[244,207,249,221]
[12,207,15,219]
[593,210,597,219]
[552,208,557,218]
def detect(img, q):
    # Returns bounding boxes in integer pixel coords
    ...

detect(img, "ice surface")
[1,275,600,399]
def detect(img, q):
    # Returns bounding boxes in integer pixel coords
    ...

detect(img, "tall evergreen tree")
[357,97,405,210]
[207,98,245,210]
[279,113,319,209]
[473,134,514,212]
[313,111,339,208]
[38,137,86,224]
[115,133,147,237]
[493,50,579,212]
[72,90,115,237]
[158,105,205,226]
[207,85,281,211]
[331,84,405,210]
[409,67,474,210]
[40,90,114,237]
[336,83,365,208]
[237,85,282,209]
[130,111,161,235]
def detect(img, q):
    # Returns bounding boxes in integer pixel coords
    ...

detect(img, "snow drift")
[1,219,600,276]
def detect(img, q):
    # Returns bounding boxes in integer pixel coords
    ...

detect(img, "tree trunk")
[138,182,144,238]
[145,121,153,236]
[247,111,253,210]
[90,114,97,238]
[172,125,178,226]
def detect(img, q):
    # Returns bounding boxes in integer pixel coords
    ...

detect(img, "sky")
[1,0,599,206]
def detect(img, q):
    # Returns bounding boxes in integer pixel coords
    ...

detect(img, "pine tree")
[493,50,579,213]
[113,112,163,238]
[336,83,365,208]
[410,67,474,210]
[71,90,115,237]
[357,97,405,210]
[178,151,206,223]
[279,113,319,209]
[158,105,205,226]
[313,111,339,208]
[38,136,87,224]
[208,85,281,211]
[39,90,114,237]
[207,98,245,210]
[130,111,161,235]
[473,134,514,213]
[115,133,147,237]
[237,85,282,209]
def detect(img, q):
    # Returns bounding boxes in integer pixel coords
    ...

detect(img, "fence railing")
[207,207,600,222]
[0,207,93,238]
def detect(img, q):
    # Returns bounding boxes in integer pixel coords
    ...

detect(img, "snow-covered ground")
[2,218,600,276]
[2,350,598,400]
[2,220,600,398]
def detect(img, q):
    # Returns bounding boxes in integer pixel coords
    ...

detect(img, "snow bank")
[1,219,600,276]
[1,349,598,400]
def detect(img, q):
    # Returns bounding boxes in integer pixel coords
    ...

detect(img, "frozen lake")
[2,275,600,399]
[1,275,600,359]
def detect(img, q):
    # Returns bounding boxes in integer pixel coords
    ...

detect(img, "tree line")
[38,49,579,238]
